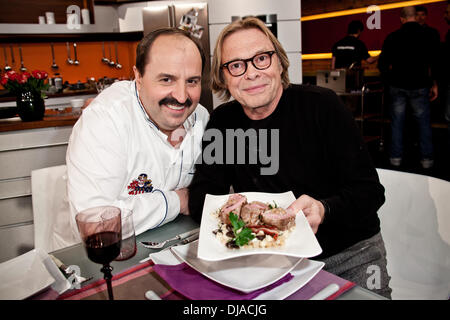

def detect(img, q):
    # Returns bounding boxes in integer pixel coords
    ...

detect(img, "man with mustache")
[189,17,391,298]
[66,28,209,238]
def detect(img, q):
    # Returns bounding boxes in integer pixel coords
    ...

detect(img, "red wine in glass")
[76,206,122,300]
[85,231,121,265]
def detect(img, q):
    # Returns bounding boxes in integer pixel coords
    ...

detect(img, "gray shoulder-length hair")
[211,17,290,101]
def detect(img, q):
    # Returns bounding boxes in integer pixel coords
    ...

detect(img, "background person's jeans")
[389,86,433,160]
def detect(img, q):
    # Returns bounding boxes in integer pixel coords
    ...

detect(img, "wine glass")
[76,206,122,300]
[115,208,137,261]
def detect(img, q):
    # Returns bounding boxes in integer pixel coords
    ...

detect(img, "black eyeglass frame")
[221,51,277,77]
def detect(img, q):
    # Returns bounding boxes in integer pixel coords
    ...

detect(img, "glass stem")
[101,264,114,300]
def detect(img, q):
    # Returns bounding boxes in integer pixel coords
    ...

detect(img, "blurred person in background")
[415,5,441,45]
[378,6,438,169]
[331,20,378,70]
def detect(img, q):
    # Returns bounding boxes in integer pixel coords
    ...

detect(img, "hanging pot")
[16,90,45,121]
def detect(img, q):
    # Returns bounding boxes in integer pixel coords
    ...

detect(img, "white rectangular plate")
[171,240,302,293]
[35,249,71,295]
[197,191,322,261]
[0,249,55,300]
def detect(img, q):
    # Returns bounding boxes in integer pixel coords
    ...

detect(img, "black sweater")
[189,84,385,259]
[378,22,438,89]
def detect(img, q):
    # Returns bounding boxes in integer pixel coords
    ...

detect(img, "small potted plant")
[1,70,49,121]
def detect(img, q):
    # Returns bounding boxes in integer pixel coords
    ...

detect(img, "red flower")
[3,70,18,82]
[1,69,50,97]
[17,73,29,84]
[31,70,49,80]
[32,70,41,79]
[6,70,18,78]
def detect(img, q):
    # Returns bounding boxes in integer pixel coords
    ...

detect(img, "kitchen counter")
[0,89,97,103]
[0,114,79,133]
[0,92,96,122]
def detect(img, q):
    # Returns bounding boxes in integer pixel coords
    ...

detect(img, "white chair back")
[377,168,450,299]
[31,165,80,253]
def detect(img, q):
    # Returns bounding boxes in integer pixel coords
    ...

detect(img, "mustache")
[159,96,193,108]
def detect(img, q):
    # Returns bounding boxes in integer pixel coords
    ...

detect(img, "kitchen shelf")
[0,29,143,43]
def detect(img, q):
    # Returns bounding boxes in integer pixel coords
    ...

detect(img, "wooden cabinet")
[0,0,95,24]
[0,122,74,262]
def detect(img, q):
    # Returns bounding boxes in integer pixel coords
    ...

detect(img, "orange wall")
[2,41,139,84]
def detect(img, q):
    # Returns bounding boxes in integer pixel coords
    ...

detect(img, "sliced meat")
[240,201,269,225]
[261,207,296,231]
[219,193,247,225]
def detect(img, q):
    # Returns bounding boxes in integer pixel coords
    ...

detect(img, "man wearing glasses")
[189,17,391,298]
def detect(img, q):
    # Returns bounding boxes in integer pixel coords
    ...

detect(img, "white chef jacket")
[66,80,209,238]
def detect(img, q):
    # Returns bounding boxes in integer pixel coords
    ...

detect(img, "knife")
[174,233,199,247]
[139,233,199,264]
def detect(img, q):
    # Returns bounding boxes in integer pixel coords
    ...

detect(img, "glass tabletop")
[51,214,386,300]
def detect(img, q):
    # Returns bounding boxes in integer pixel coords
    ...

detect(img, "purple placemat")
[153,263,294,300]
[154,262,356,300]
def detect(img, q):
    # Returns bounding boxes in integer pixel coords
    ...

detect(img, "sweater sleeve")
[188,112,232,223]
[318,90,385,226]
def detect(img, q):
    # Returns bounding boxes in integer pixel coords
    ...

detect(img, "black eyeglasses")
[222,51,277,77]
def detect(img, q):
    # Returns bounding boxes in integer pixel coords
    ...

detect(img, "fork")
[139,232,199,263]
[140,228,199,249]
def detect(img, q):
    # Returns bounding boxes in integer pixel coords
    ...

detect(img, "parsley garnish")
[268,201,278,209]
[229,212,255,247]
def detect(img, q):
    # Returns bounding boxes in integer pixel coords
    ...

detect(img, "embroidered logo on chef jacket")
[127,173,153,195]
